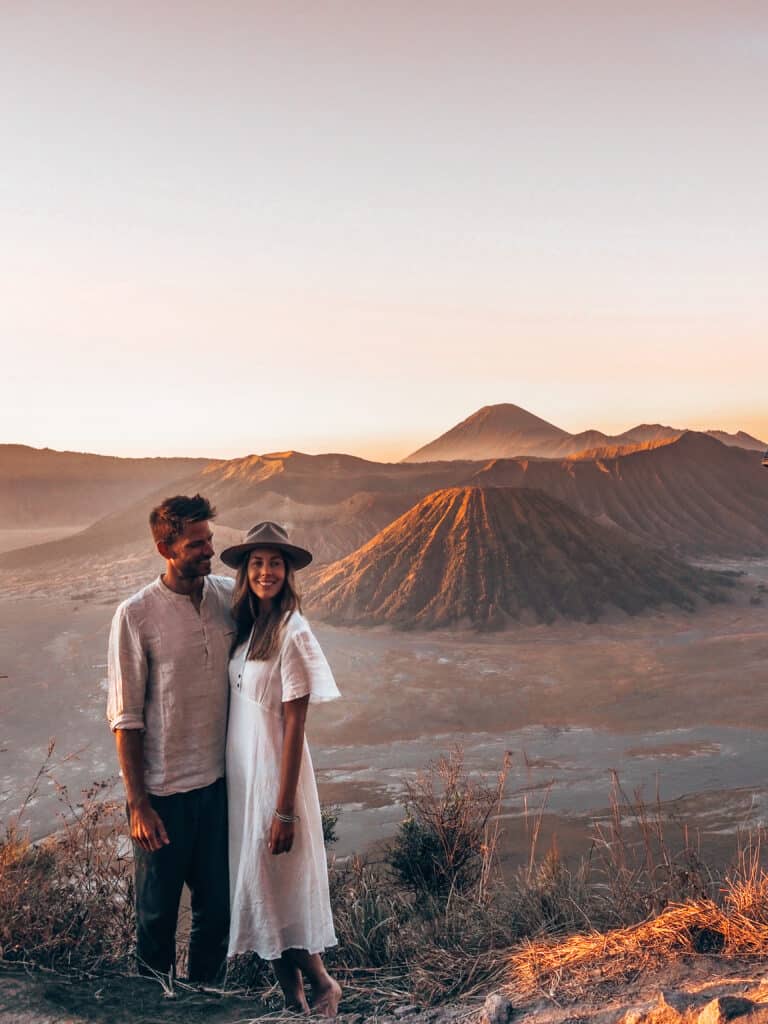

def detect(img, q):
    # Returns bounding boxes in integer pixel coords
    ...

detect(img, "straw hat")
[219,522,313,570]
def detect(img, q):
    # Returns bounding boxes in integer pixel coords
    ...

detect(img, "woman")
[220,522,342,1016]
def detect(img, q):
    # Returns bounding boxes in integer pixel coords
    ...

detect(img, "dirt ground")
[4,957,768,1024]
[0,966,271,1024]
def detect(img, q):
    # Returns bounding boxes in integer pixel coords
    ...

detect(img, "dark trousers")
[131,777,229,983]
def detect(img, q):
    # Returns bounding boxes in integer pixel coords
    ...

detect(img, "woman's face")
[247,547,286,604]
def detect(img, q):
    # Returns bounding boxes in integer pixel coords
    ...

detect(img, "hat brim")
[219,540,313,571]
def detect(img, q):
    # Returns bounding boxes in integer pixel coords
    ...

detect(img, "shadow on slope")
[303,486,737,630]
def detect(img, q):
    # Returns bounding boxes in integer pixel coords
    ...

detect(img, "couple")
[106,494,341,1015]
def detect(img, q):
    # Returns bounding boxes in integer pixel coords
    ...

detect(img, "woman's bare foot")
[285,994,310,1015]
[279,950,340,1017]
[273,958,310,1014]
[311,977,342,1017]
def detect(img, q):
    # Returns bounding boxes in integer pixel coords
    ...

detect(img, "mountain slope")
[403,405,767,462]
[0,451,469,572]
[706,429,766,450]
[303,487,733,629]
[465,432,768,556]
[0,445,213,527]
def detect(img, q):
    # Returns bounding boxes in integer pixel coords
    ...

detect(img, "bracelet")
[274,810,300,823]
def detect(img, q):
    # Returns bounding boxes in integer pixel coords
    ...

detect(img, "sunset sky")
[3,2,766,461]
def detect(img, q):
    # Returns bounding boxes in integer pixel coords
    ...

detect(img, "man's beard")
[179,558,212,579]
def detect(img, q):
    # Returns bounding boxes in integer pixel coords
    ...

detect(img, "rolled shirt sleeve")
[281,627,341,704]
[107,602,148,731]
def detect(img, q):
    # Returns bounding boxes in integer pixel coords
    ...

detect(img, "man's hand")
[268,816,295,856]
[115,731,169,852]
[129,798,170,852]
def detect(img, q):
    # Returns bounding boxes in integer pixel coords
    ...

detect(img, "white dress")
[226,611,341,960]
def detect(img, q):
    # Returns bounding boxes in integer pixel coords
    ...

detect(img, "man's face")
[163,520,215,579]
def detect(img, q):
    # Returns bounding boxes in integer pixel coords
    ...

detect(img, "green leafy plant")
[321,802,341,847]
[388,747,509,902]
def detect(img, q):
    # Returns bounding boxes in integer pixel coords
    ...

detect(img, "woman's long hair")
[230,551,302,661]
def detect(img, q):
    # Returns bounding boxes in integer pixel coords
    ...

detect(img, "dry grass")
[510,900,724,999]
[584,772,715,927]
[407,946,510,1006]
[508,843,768,1002]
[0,744,134,972]
[5,747,768,1016]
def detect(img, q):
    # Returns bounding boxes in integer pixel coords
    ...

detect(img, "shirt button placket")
[201,612,209,663]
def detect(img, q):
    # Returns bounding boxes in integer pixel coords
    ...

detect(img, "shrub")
[0,778,134,971]
[388,747,509,902]
[321,802,341,847]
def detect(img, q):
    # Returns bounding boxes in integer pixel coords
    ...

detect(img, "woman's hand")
[271,695,308,856]
[269,814,295,855]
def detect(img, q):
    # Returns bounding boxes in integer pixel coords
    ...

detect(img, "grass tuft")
[4,747,768,1014]
[0,746,134,972]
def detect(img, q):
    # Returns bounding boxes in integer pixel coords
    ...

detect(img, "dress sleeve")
[107,603,148,731]
[280,627,341,704]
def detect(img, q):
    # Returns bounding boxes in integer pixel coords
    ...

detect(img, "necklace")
[235,624,255,691]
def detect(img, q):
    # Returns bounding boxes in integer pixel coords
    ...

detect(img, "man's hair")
[149,494,217,546]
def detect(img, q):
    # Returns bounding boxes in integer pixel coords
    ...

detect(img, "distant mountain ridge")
[0,450,471,570]
[303,487,733,629]
[464,431,768,556]
[403,404,766,462]
[2,431,767,580]
[0,445,214,527]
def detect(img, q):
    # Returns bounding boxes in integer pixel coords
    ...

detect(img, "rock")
[393,1006,421,1018]
[619,993,686,1024]
[697,997,757,1024]
[424,1010,461,1024]
[480,992,515,1024]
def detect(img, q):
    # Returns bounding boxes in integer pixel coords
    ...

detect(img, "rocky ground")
[4,960,768,1024]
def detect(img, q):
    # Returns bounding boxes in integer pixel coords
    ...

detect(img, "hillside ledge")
[619,992,765,1024]
[5,966,768,1024]
[471,965,768,1024]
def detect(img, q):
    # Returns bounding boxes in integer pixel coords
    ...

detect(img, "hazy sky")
[3,2,766,461]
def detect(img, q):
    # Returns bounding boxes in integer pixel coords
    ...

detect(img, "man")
[107,494,234,982]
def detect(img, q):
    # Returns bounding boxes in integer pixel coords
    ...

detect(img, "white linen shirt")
[107,574,235,796]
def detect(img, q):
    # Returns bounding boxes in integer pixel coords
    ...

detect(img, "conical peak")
[467,404,565,429]
[304,485,730,630]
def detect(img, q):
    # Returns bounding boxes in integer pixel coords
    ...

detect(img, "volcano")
[403,404,573,462]
[303,487,733,629]
[403,404,766,462]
